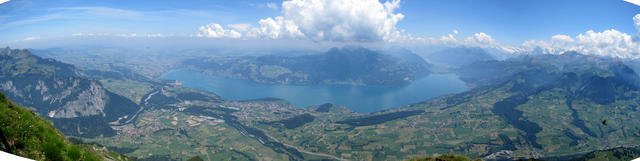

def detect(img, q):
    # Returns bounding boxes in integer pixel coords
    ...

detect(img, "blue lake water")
[160,69,468,113]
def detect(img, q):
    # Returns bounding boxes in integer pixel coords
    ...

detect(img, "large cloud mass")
[574,29,639,58]
[516,14,640,59]
[197,0,406,42]
[280,0,404,41]
[521,29,640,59]
[195,1,640,60]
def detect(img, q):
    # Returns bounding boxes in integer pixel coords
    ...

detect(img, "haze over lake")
[161,69,468,113]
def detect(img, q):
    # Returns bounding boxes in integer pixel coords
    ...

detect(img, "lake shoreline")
[160,69,468,113]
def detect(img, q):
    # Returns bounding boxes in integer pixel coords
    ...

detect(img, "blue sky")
[0,0,276,40]
[1,0,640,57]
[397,0,640,44]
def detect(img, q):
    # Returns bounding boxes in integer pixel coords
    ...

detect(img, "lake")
[160,70,468,113]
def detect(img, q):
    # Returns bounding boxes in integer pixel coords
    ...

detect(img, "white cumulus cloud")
[463,33,496,48]
[430,32,499,49]
[521,29,640,59]
[24,36,40,41]
[117,33,137,38]
[551,34,574,43]
[248,16,304,39]
[516,13,640,59]
[227,24,252,32]
[198,0,408,42]
[196,23,243,39]
[267,2,279,10]
[573,29,640,58]
[279,0,404,42]
[634,14,640,32]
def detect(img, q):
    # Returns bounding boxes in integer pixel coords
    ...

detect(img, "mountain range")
[0,47,139,137]
[3,46,640,160]
[423,47,495,67]
[181,47,431,87]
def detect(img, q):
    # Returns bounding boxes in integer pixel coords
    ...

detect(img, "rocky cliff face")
[0,78,111,118]
[0,47,139,137]
[52,81,107,118]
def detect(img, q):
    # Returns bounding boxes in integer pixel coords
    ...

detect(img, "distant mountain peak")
[561,50,583,56]
[425,47,495,67]
[182,47,431,87]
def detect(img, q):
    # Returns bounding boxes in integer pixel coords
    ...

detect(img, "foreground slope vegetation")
[568,147,640,161]
[408,154,481,161]
[0,92,131,161]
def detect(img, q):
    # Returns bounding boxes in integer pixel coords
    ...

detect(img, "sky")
[1,0,640,58]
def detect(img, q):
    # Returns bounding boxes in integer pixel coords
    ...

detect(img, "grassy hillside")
[0,92,131,161]
[408,154,481,161]
[568,147,640,161]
